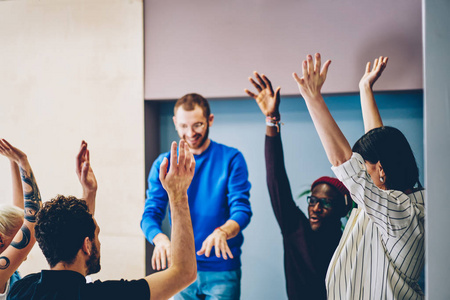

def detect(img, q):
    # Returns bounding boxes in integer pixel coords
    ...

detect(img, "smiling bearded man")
[141,93,252,300]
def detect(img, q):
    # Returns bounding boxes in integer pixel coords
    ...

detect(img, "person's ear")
[0,233,4,248]
[377,162,386,186]
[208,114,214,127]
[336,199,349,218]
[338,203,346,218]
[172,116,178,130]
[81,237,92,256]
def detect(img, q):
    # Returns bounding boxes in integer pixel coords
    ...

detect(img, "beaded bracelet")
[266,116,283,132]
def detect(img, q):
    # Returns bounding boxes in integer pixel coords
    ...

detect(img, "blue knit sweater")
[141,140,252,271]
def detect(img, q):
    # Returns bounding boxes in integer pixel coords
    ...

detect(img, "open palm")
[245,72,280,117]
[360,56,388,89]
[0,139,27,164]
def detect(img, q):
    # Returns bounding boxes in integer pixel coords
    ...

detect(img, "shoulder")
[209,142,248,171]
[148,152,171,177]
[211,140,240,152]
[154,151,171,164]
[8,272,41,298]
[12,272,40,285]
[209,140,244,159]
[331,152,368,188]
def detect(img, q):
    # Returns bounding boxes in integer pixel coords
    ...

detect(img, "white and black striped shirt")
[326,153,425,300]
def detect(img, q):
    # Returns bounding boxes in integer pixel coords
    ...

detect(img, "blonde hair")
[0,204,24,238]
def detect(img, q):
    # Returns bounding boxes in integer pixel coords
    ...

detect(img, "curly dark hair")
[35,195,96,268]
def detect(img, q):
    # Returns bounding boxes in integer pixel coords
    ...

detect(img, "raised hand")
[0,140,41,285]
[159,140,195,201]
[152,140,195,271]
[360,56,388,90]
[245,72,281,118]
[293,53,331,101]
[0,139,41,226]
[292,53,352,166]
[0,139,27,165]
[76,140,97,194]
[76,140,97,214]
[359,56,388,132]
[145,141,197,299]
[1,139,27,208]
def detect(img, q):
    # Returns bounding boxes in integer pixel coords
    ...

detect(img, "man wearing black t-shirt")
[8,140,196,300]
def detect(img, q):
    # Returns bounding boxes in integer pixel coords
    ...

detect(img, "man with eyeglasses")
[141,93,252,300]
[246,73,353,300]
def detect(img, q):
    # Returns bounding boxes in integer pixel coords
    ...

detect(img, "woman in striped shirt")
[293,54,424,299]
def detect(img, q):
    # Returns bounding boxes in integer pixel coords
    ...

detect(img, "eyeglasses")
[307,196,333,209]
[178,122,205,133]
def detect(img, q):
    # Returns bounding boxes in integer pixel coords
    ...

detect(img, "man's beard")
[86,241,101,275]
[197,125,209,149]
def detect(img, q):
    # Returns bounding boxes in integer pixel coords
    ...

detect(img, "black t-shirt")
[7,270,150,300]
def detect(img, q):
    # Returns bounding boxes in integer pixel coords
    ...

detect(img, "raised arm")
[359,56,388,133]
[245,71,281,137]
[145,140,196,300]
[75,141,97,215]
[10,160,23,209]
[293,53,352,167]
[0,139,41,290]
[245,72,306,232]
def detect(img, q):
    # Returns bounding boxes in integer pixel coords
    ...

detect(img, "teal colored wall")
[158,90,423,299]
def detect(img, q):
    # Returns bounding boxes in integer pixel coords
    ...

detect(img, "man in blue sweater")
[141,93,252,300]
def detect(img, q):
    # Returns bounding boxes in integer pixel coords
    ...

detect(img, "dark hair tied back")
[352,126,420,192]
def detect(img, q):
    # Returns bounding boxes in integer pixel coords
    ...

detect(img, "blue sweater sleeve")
[140,153,170,244]
[227,151,252,230]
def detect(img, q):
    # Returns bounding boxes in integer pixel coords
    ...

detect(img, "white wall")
[0,0,145,280]
[144,0,422,99]
[423,0,450,299]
